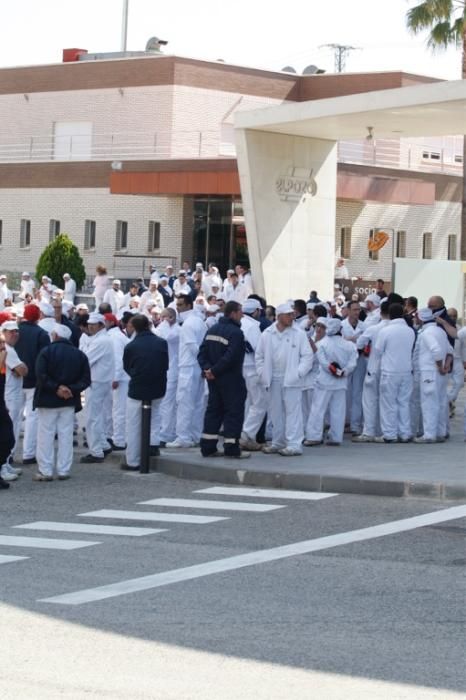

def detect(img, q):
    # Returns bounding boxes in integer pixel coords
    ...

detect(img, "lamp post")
[121,0,129,52]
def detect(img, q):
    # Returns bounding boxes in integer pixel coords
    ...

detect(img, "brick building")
[0,50,462,288]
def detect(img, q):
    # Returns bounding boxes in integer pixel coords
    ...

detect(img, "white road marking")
[14,522,167,537]
[138,498,285,512]
[78,509,229,525]
[40,504,466,606]
[0,535,99,550]
[0,554,28,564]
[194,487,338,500]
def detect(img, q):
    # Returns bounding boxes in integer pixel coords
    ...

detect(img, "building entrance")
[193,196,248,274]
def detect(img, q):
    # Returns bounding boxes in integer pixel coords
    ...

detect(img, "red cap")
[0,311,13,325]
[104,313,118,326]
[23,304,41,322]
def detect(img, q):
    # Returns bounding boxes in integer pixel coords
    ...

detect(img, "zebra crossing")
[0,486,339,568]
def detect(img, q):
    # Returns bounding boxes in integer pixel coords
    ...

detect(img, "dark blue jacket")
[33,339,91,411]
[198,316,245,378]
[123,330,168,401]
[15,321,50,389]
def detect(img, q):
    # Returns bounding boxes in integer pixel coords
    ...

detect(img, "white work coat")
[356,319,389,375]
[375,318,415,374]
[103,288,125,314]
[178,310,206,368]
[63,278,76,303]
[415,323,450,372]
[84,329,114,383]
[155,320,180,381]
[106,326,130,382]
[241,314,262,377]
[255,323,313,389]
[314,334,358,390]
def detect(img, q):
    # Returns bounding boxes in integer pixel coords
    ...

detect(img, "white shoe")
[352,434,374,443]
[5,464,22,476]
[239,438,262,451]
[413,437,436,444]
[278,447,302,456]
[165,440,195,448]
[262,444,281,454]
[0,466,18,481]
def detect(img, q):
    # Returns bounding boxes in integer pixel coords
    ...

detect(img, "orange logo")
[368,230,390,252]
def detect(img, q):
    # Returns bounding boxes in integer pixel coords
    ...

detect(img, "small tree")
[36,233,86,289]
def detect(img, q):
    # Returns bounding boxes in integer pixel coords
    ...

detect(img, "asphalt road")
[1,465,465,699]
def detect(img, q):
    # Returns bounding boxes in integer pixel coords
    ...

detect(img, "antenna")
[319,43,360,72]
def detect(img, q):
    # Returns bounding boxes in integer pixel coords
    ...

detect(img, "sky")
[0,0,462,80]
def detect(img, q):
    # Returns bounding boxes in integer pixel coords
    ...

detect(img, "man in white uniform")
[173,271,192,296]
[80,312,115,462]
[155,307,180,445]
[353,300,390,442]
[240,298,266,451]
[0,275,13,306]
[0,320,27,481]
[105,313,130,450]
[256,302,313,456]
[304,317,358,446]
[139,280,164,313]
[63,273,77,303]
[20,272,35,299]
[413,308,451,443]
[38,302,57,339]
[166,294,206,448]
[445,308,465,415]
[375,303,415,443]
[103,279,125,314]
[341,300,366,436]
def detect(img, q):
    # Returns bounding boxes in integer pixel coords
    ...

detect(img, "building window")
[448,234,457,260]
[20,219,31,248]
[49,219,60,241]
[53,121,92,160]
[396,230,406,258]
[148,221,160,251]
[115,220,128,251]
[0,220,2,247]
[422,232,432,259]
[340,226,352,259]
[84,220,96,250]
[368,229,379,261]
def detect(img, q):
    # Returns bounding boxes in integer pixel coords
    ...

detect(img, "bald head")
[427,296,445,311]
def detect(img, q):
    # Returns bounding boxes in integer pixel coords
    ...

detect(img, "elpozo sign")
[276,166,317,202]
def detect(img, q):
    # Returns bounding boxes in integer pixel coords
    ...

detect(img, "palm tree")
[406,0,466,259]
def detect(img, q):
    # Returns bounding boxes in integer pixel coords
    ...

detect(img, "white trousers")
[242,373,267,441]
[447,358,465,403]
[36,407,75,476]
[112,380,129,448]
[379,371,413,440]
[22,387,38,459]
[410,371,423,438]
[420,370,448,440]
[85,382,112,457]
[5,391,23,460]
[361,371,381,437]
[175,365,206,444]
[160,377,178,443]
[268,381,303,452]
[346,355,366,433]
[126,397,162,467]
[306,387,346,443]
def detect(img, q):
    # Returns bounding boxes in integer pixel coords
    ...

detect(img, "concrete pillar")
[235,128,337,305]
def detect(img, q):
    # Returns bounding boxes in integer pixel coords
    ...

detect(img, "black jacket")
[123,330,168,401]
[15,321,50,389]
[33,339,91,411]
[198,316,245,378]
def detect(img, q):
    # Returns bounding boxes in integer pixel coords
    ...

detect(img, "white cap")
[113,279,121,286]
[315,316,328,327]
[76,303,89,311]
[150,306,162,314]
[178,270,187,276]
[0,320,19,331]
[61,301,74,317]
[52,323,72,340]
[276,302,294,316]
[39,302,54,317]
[0,274,6,280]
[326,318,342,336]
[41,275,49,281]
[365,293,381,307]
[22,271,30,277]
[306,302,316,310]
[242,298,261,314]
[63,273,70,279]
[88,312,105,324]
[418,307,434,322]
[206,304,220,313]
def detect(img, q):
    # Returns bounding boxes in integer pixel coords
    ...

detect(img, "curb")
[152,456,466,501]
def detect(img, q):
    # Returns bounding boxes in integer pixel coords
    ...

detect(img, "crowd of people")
[0,261,465,489]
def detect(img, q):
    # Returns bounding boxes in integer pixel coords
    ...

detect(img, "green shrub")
[36,233,86,289]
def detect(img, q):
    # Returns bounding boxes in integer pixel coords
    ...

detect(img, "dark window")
[340,226,352,259]
[115,220,128,251]
[396,230,406,258]
[422,232,432,259]
[49,219,61,241]
[0,220,2,246]
[368,229,379,261]
[84,220,96,250]
[447,234,457,260]
[148,221,161,251]
[20,219,31,248]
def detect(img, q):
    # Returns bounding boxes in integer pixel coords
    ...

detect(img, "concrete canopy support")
[235,128,337,305]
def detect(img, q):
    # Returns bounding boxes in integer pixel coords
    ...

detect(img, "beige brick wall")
[335,199,461,281]
[0,188,185,278]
